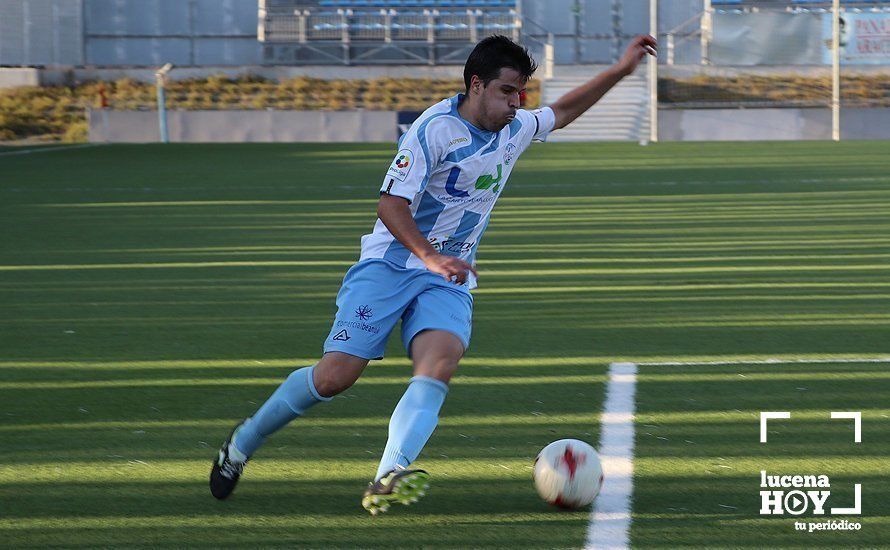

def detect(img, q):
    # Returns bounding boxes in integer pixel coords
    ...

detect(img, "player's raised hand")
[615,35,657,77]
[423,254,478,285]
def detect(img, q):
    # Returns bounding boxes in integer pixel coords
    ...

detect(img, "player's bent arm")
[377,194,477,284]
[549,35,656,130]
[377,193,439,262]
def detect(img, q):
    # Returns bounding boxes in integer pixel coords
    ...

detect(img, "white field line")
[636,357,890,367]
[0,143,104,157]
[584,356,886,549]
[586,362,638,550]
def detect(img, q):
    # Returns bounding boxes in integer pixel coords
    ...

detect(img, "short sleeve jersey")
[359,93,556,288]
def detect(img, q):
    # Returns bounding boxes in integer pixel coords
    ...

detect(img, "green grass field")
[2,141,889,548]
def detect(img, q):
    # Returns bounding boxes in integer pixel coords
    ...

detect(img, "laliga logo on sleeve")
[388,149,413,181]
[758,411,863,532]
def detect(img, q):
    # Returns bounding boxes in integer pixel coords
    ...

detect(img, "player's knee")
[415,356,460,384]
[312,366,354,397]
[312,354,367,397]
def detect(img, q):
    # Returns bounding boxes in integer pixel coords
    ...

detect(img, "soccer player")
[210,34,656,514]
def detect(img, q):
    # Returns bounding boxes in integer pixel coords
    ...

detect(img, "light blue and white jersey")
[359,93,555,288]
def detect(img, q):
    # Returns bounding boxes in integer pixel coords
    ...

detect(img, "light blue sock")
[232,365,332,458]
[375,375,449,481]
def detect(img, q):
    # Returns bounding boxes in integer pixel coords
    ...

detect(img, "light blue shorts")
[323,259,473,360]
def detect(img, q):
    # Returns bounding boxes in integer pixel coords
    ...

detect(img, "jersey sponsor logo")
[336,320,379,335]
[436,193,497,205]
[444,164,503,198]
[475,163,502,193]
[448,136,469,147]
[388,149,413,181]
[429,236,475,255]
[445,166,469,198]
[450,312,471,327]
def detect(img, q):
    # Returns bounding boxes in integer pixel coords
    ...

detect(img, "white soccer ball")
[533,439,604,509]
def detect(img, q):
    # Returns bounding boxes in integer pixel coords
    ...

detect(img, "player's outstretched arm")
[549,35,656,131]
[377,194,477,285]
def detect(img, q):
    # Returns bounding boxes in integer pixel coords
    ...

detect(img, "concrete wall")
[90,106,890,143]
[659,108,890,141]
[89,110,398,143]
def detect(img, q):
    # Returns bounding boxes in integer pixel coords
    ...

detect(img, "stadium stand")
[279,0,515,6]
[317,1,516,7]
[258,0,523,64]
[713,0,888,5]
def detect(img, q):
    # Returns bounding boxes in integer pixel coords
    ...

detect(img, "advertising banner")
[823,12,890,65]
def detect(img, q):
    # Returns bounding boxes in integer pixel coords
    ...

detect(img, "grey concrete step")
[541,74,650,142]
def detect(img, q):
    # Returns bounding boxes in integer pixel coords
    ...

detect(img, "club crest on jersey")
[388,149,413,181]
[504,143,516,166]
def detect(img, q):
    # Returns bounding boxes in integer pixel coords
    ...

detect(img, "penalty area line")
[586,362,637,550]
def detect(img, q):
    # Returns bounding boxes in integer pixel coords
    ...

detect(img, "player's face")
[477,68,527,132]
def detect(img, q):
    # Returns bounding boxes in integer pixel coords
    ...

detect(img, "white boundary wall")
[659,108,890,141]
[89,110,397,143]
[90,108,890,143]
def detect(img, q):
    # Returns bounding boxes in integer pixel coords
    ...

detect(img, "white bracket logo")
[759,411,862,516]
[760,411,861,443]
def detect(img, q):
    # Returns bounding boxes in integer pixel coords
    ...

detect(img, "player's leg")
[362,281,472,514]
[231,352,368,458]
[375,330,463,479]
[362,330,465,514]
[211,259,415,500]
[210,352,368,500]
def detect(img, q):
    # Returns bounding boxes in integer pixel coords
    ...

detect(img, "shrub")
[1,73,884,142]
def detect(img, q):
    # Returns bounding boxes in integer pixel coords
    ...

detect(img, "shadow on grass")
[2,478,592,548]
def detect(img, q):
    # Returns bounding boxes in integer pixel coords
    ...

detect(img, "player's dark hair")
[463,35,537,92]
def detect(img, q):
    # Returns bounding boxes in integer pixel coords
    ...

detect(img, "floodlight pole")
[155,63,173,144]
[648,0,658,143]
[701,0,711,66]
[831,0,840,142]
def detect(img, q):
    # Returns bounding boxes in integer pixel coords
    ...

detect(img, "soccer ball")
[533,439,604,509]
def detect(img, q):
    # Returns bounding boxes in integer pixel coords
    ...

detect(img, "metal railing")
[260,8,519,43]
[258,4,555,68]
[664,12,705,66]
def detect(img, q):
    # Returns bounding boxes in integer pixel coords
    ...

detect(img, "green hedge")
[3,73,887,142]
[0,75,542,142]
[660,74,890,107]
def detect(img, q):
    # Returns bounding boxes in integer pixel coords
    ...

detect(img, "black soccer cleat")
[209,421,247,500]
[361,468,430,516]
